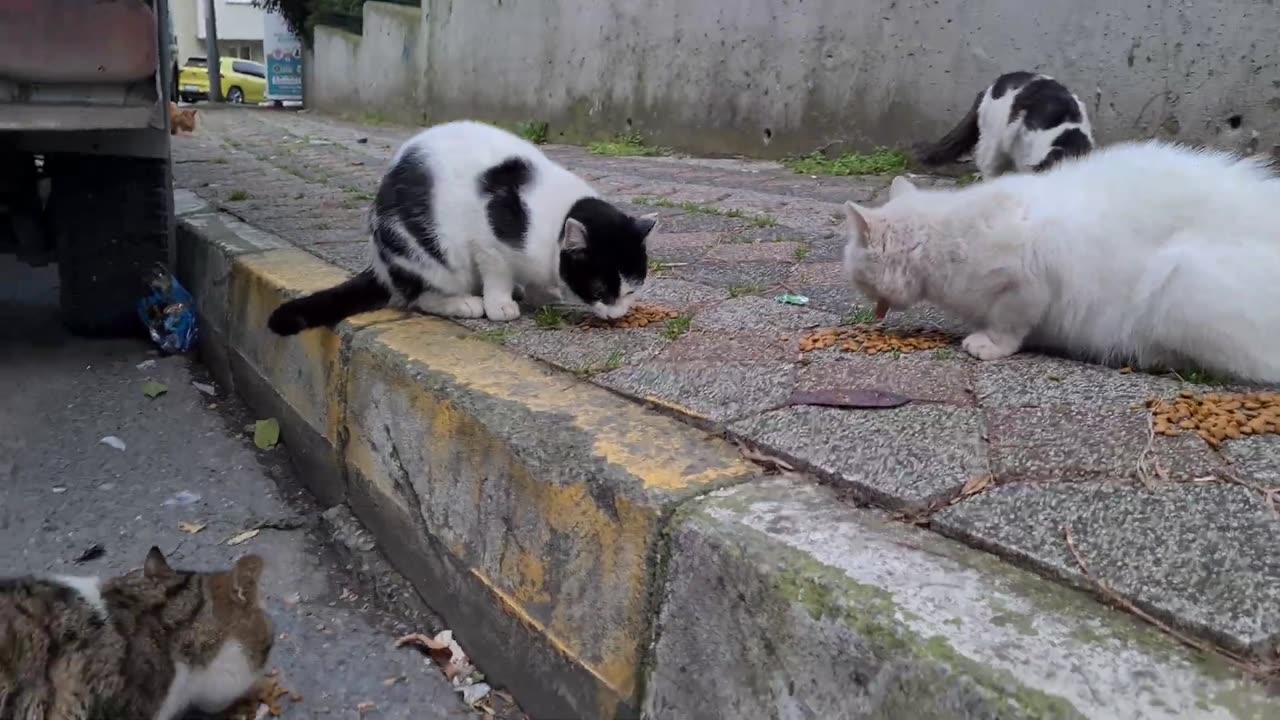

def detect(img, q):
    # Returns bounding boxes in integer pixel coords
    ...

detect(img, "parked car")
[178,57,266,104]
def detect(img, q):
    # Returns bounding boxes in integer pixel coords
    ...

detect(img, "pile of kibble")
[800,326,952,354]
[1148,390,1280,448]
[583,303,679,329]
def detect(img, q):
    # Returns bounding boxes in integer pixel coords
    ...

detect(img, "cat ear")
[560,218,589,252]
[843,201,871,248]
[633,212,660,239]
[889,176,918,199]
[231,555,265,604]
[144,546,173,578]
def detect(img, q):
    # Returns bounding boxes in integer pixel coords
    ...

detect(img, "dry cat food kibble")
[228,672,300,719]
[800,326,952,354]
[583,303,679,329]
[1148,390,1280,448]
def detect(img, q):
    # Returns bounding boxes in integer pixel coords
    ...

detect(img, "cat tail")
[917,90,982,166]
[267,267,390,336]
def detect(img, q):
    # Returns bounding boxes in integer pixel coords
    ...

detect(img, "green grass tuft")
[227,189,249,201]
[534,306,565,329]
[589,133,668,157]
[663,314,692,339]
[784,147,910,176]
[842,307,876,325]
[516,121,550,145]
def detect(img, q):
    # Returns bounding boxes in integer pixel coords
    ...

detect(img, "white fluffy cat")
[843,140,1280,383]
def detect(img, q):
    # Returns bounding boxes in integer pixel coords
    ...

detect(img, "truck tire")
[47,154,172,337]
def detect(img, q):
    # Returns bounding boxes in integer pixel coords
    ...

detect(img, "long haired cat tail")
[916,91,982,166]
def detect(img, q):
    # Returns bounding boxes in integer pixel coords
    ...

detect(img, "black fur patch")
[1011,78,1084,130]
[991,71,1037,100]
[917,90,983,166]
[385,261,427,300]
[1032,128,1093,172]
[266,267,391,335]
[478,157,534,248]
[375,148,447,266]
[558,197,653,306]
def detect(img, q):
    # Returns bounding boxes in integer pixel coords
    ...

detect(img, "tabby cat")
[0,547,272,720]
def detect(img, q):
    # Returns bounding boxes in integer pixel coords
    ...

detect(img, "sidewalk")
[171,106,1280,719]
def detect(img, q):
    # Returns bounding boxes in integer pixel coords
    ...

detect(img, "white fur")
[973,74,1093,178]
[152,641,260,720]
[372,121,653,321]
[48,575,105,616]
[843,140,1280,383]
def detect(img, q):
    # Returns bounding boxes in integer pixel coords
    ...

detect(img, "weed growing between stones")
[784,147,909,176]
[589,133,668,157]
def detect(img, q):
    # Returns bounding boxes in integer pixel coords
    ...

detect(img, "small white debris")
[136,359,157,370]
[99,436,126,451]
[162,490,201,507]
[226,529,260,546]
[51,486,67,494]
[192,381,217,396]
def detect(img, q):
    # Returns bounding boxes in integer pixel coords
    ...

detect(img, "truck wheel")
[227,86,245,104]
[47,154,171,337]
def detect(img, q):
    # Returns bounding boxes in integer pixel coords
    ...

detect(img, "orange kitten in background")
[170,101,197,134]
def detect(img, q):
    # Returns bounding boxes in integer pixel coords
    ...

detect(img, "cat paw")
[443,296,486,318]
[962,332,1018,361]
[484,298,521,322]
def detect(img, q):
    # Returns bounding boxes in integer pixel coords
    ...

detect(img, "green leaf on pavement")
[254,418,281,450]
[142,381,168,399]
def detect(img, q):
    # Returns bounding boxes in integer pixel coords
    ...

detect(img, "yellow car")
[177,56,266,104]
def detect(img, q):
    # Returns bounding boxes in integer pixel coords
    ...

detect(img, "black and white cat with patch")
[918,71,1094,178]
[268,121,658,335]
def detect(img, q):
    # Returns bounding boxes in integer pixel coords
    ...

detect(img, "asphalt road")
[0,255,474,720]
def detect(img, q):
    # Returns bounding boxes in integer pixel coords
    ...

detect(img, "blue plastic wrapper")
[137,264,199,354]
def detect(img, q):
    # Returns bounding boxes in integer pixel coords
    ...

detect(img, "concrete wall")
[312,0,1280,158]
[310,3,425,120]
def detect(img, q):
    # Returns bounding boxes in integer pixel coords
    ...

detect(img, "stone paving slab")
[173,106,1280,673]
[649,480,1280,719]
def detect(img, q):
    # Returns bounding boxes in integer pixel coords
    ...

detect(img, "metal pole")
[204,0,223,102]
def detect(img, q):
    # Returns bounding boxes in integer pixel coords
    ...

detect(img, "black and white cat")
[918,71,1094,178]
[268,121,658,335]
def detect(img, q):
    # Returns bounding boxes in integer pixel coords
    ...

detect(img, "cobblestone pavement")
[174,106,1280,670]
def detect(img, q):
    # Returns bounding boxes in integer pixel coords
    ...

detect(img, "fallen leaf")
[959,474,995,498]
[142,381,168,399]
[254,419,281,450]
[735,442,794,473]
[73,544,105,564]
[178,521,206,535]
[356,701,376,715]
[786,388,912,409]
[136,359,157,370]
[100,436,127,451]
[395,632,451,651]
[226,529,260,546]
[382,676,404,687]
[192,381,217,396]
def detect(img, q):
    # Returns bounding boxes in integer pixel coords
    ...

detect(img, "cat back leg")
[973,134,1004,179]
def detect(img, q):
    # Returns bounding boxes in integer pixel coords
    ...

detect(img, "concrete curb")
[174,191,1280,720]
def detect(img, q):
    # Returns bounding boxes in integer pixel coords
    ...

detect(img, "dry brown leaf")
[178,521,206,535]
[959,474,995,498]
[356,701,376,715]
[395,632,449,651]
[226,529,260,546]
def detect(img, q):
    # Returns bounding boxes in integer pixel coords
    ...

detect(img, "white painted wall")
[171,0,265,64]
